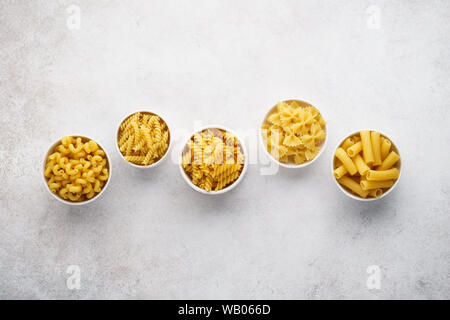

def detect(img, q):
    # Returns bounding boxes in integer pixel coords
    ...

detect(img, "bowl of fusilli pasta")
[43,136,112,205]
[179,126,248,194]
[260,99,328,169]
[116,111,171,169]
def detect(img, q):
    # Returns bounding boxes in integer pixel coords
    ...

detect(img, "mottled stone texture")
[1,0,449,299]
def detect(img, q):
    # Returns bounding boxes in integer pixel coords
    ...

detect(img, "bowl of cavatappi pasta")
[43,136,111,205]
[179,126,248,194]
[116,111,171,169]
[332,130,402,201]
[260,99,327,168]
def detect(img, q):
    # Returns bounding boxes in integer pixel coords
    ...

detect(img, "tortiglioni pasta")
[334,147,357,176]
[333,130,401,199]
[360,130,375,165]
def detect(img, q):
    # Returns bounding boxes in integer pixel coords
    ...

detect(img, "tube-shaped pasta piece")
[361,179,394,190]
[347,141,362,158]
[360,130,374,165]
[380,137,391,160]
[353,154,371,176]
[341,137,355,150]
[334,148,357,175]
[377,151,400,171]
[369,188,383,198]
[366,168,399,181]
[338,176,369,198]
[371,131,382,166]
[333,165,348,179]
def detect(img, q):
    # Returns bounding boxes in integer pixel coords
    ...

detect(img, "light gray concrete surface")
[1,0,449,299]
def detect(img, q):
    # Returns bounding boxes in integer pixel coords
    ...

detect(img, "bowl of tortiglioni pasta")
[332,130,402,201]
[260,99,327,168]
[43,136,112,205]
[179,125,248,195]
[116,111,172,169]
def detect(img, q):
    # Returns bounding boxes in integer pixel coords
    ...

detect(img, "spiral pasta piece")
[117,112,170,166]
[181,129,245,192]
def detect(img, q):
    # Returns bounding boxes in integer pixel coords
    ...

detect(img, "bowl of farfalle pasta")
[116,111,171,168]
[332,130,402,201]
[43,136,111,205]
[260,99,327,168]
[179,126,248,194]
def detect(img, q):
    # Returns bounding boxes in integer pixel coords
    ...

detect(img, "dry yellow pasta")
[341,137,355,150]
[338,176,369,198]
[333,165,347,179]
[366,168,399,181]
[117,112,170,166]
[380,137,392,160]
[347,141,362,157]
[333,130,401,199]
[377,151,400,171]
[334,147,357,175]
[353,154,370,176]
[360,130,374,165]
[369,189,383,198]
[261,100,326,165]
[361,179,394,190]
[181,128,245,192]
[371,131,382,166]
[44,136,109,202]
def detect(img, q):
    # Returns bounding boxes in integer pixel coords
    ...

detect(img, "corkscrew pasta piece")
[44,136,109,202]
[261,100,326,165]
[181,128,245,192]
[117,112,170,166]
[333,130,401,199]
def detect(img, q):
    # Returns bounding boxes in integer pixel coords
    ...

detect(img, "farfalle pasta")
[262,100,326,165]
[44,136,110,202]
[181,128,245,192]
[333,130,401,199]
[117,112,170,166]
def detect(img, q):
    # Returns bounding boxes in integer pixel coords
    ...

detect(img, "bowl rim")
[259,99,328,169]
[42,135,112,206]
[331,129,402,201]
[115,110,172,169]
[178,124,249,195]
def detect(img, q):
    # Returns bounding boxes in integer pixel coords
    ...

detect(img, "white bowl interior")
[116,111,172,169]
[332,130,402,201]
[43,136,112,206]
[260,99,328,169]
[179,125,248,195]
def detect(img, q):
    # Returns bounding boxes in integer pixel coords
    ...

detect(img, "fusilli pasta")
[117,112,170,166]
[182,129,245,192]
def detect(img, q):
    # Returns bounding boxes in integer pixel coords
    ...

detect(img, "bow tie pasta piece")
[44,136,109,202]
[181,128,245,192]
[262,100,326,165]
[117,112,170,166]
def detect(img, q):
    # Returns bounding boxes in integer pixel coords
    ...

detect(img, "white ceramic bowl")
[331,130,402,201]
[116,111,172,169]
[179,125,248,195]
[259,99,328,169]
[42,136,112,206]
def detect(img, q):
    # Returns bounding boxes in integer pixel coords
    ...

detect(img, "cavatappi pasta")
[333,130,401,199]
[44,136,110,202]
[117,112,170,166]
[181,128,245,192]
[262,100,326,165]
